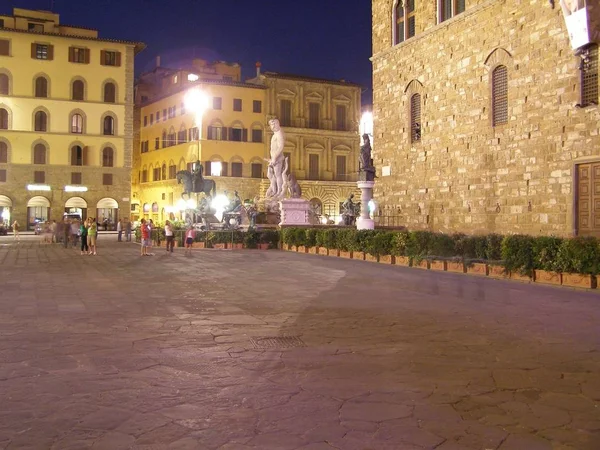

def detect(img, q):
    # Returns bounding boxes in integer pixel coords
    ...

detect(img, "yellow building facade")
[132,60,361,223]
[0,8,143,229]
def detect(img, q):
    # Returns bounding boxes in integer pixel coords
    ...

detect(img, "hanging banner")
[560,0,590,50]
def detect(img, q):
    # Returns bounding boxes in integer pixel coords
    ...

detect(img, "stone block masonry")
[372,0,600,237]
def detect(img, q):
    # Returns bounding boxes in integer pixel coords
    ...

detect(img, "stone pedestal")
[279,198,311,226]
[356,181,375,230]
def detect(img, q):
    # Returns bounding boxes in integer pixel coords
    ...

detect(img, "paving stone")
[1,239,600,449]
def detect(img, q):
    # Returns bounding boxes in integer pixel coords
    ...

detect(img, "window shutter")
[84,48,90,64]
[207,126,213,140]
[82,146,89,166]
[221,162,228,177]
[100,50,106,65]
[222,127,229,141]
[242,128,248,142]
[205,161,212,175]
[116,51,122,67]
[31,43,36,59]
[0,40,9,56]
[47,45,54,61]
[68,47,74,62]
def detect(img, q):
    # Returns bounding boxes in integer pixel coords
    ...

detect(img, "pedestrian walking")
[140,218,149,256]
[185,226,195,255]
[50,220,57,243]
[117,219,123,242]
[125,220,132,242]
[164,220,174,253]
[12,220,19,242]
[80,220,89,255]
[87,219,97,255]
[63,219,71,248]
[147,219,154,255]
[71,220,79,248]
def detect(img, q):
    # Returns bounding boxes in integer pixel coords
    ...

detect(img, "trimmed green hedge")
[281,228,600,276]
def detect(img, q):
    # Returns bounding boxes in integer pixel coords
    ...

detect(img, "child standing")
[185,226,195,255]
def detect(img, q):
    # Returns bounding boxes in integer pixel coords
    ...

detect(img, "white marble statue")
[264,118,285,198]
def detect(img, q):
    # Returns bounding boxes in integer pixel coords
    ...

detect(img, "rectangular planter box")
[414,259,429,270]
[488,265,508,279]
[308,247,318,254]
[297,246,307,253]
[394,256,410,266]
[257,243,270,250]
[364,253,378,262]
[447,261,465,273]
[510,272,532,283]
[328,249,340,257]
[230,243,243,250]
[318,247,328,256]
[352,252,365,261]
[195,242,205,249]
[213,243,227,250]
[534,270,562,286]
[562,273,596,289]
[467,263,488,276]
[339,251,353,259]
[379,255,394,264]
[430,260,446,271]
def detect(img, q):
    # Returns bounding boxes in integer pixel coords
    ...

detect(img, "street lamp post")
[184,88,210,164]
[183,88,210,222]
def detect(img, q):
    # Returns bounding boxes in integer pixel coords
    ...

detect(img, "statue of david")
[264,118,285,198]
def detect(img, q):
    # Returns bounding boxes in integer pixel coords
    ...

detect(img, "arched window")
[103,116,115,135]
[394,0,415,45]
[33,143,46,164]
[492,65,508,126]
[34,111,47,132]
[161,164,166,180]
[102,147,114,167]
[0,74,8,95]
[71,145,85,166]
[0,108,8,130]
[162,131,167,148]
[34,76,48,98]
[72,80,84,101]
[103,82,116,103]
[0,142,8,163]
[71,113,83,134]
[410,93,421,143]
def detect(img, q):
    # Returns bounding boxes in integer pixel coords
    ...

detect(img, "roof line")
[0,26,146,54]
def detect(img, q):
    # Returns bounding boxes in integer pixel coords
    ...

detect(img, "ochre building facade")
[132,60,361,223]
[0,8,143,230]
[372,0,600,237]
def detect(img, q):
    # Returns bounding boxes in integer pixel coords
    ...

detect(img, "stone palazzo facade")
[372,0,600,237]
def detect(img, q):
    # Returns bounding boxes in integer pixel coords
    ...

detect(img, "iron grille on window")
[34,171,45,183]
[581,44,599,107]
[492,65,508,126]
[71,172,82,184]
[410,93,421,143]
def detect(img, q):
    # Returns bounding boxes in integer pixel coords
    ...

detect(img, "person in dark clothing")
[80,220,88,255]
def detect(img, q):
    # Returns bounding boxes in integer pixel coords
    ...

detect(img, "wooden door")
[577,162,600,237]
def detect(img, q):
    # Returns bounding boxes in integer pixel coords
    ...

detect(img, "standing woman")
[164,220,174,253]
[80,219,89,255]
[88,218,98,255]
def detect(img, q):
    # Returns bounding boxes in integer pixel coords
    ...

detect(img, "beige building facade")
[372,0,600,236]
[0,8,143,230]
[132,61,362,223]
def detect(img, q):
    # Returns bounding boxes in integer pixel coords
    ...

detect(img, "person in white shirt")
[164,220,174,253]
[117,219,123,242]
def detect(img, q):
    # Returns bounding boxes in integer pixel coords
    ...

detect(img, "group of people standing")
[79,218,98,255]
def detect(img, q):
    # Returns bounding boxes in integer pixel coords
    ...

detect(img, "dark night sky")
[4,0,373,105]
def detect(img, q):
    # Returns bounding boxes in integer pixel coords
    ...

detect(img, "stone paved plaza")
[0,237,599,450]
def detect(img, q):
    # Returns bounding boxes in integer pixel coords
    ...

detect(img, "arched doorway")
[65,196,88,220]
[96,197,118,231]
[0,195,12,226]
[27,196,50,230]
